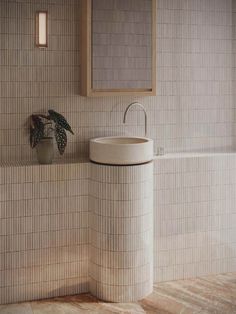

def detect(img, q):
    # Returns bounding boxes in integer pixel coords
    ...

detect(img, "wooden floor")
[0,273,236,313]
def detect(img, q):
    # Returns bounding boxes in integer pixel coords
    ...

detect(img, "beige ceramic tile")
[0,0,235,162]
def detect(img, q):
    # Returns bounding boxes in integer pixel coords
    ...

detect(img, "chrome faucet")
[123,102,148,137]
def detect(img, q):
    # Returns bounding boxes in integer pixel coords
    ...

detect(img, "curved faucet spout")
[123,102,148,137]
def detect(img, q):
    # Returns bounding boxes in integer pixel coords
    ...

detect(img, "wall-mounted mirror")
[80,0,156,97]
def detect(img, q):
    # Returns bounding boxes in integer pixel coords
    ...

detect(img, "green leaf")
[55,124,67,155]
[30,115,45,148]
[48,109,74,134]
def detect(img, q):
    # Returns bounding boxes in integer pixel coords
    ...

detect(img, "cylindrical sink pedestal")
[89,162,153,302]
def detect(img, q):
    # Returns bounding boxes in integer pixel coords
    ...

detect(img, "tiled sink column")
[89,162,153,302]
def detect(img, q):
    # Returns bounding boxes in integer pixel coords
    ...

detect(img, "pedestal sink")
[90,136,153,165]
[89,136,154,302]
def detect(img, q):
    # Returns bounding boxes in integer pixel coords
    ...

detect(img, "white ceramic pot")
[36,137,54,164]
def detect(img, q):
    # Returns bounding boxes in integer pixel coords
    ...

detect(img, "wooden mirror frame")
[80,0,156,97]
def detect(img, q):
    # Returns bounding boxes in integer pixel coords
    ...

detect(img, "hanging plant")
[30,109,74,155]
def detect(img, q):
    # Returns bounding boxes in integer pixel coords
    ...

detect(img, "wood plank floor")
[0,273,235,314]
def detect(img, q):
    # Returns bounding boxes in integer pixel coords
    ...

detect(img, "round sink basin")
[89,136,153,165]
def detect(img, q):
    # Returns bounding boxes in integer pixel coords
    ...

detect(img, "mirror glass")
[92,0,152,90]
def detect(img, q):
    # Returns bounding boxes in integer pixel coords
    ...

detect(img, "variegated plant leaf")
[30,115,45,148]
[48,109,74,134]
[55,124,67,155]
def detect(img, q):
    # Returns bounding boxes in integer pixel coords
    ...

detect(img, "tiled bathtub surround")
[154,152,236,282]
[0,153,236,304]
[89,163,153,302]
[0,0,235,163]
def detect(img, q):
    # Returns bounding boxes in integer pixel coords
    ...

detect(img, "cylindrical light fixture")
[35,11,48,48]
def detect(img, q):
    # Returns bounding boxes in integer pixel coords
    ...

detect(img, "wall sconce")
[35,11,48,48]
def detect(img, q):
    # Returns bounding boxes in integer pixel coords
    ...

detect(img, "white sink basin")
[89,136,153,165]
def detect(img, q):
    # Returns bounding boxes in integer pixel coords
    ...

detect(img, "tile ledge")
[0,157,90,168]
[2,148,236,167]
[154,148,236,160]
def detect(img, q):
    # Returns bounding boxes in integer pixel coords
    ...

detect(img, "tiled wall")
[154,153,236,282]
[0,0,235,163]
[0,162,89,304]
[0,155,236,304]
[233,0,236,146]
